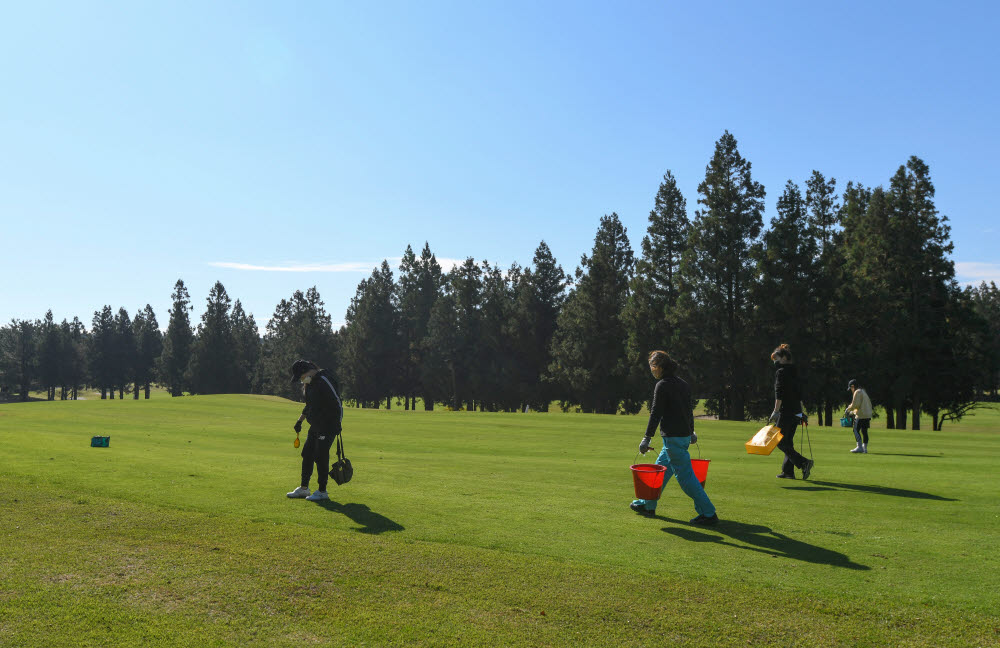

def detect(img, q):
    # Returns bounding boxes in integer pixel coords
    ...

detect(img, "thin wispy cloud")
[209,257,466,274]
[209,261,378,273]
[955,261,1000,286]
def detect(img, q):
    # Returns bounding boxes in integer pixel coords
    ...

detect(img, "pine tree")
[750,180,818,418]
[60,317,87,400]
[805,171,841,425]
[188,281,238,394]
[966,281,1000,398]
[38,310,62,401]
[548,214,634,414]
[479,260,518,411]
[672,131,765,420]
[509,241,567,411]
[133,305,162,399]
[159,280,194,397]
[0,319,38,401]
[258,287,337,400]
[90,306,116,399]
[113,308,135,400]
[230,300,260,393]
[623,171,689,410]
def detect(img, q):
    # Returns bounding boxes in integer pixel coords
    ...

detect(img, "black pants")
[776,418,807,476]
[300,428,337,491]
[853,418,871,444]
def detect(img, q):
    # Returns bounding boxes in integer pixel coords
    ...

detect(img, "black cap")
[290,359,318,383]
[847,379,857,391]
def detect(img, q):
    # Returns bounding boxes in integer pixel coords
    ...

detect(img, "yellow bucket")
[745,425,783,456]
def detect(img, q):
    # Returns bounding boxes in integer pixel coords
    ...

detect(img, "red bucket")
[631,463,667,500]
[691,458,711,487]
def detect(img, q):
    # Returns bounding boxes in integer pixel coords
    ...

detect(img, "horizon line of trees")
[3,132,999,431]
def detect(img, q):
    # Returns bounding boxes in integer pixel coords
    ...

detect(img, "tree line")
[3,132,998,430]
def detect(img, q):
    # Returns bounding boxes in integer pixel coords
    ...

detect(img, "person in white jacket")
[845,379,873,454]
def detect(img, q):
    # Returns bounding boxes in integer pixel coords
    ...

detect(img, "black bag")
[329,434,353,485]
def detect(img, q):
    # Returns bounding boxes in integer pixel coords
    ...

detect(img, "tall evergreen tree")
[188,281,238,394]
[133,305,162,399]
[0,319,38,401]
[623,171,689,408]
[448,258,484,411]
[159,279,194,397]
[38,310,62,401]
[509,241,568,410]
[340,262,399,408]
[966,281,1000,398]
[478,260,518,411]
[805,171,841,425]
[750,180,818,418]
[396,243,444,410]
[671,131,765,420]
[548,213,635,414]
[258,287,337,400]
[90,306,116,399]
[886,157,956,430]
[230,300,260,393]
[60,317,87,400]
[113,308,135,400]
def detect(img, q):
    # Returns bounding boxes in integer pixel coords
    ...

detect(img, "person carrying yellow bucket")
[630,350,718,526]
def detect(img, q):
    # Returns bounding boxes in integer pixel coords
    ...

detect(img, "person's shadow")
[314,500,405,535]
[782,481,956,501]
[661,518,870,570]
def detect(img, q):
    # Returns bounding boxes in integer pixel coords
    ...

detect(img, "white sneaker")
[861,444,868,453]
[850,445,864,453]
[286,486,311,498]
[305,490,329,502]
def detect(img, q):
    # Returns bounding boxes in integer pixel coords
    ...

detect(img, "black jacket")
[774,364,802,419]
[644,375,695,438]
[301,369,343,433]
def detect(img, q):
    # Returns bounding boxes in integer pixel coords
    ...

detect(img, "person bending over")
[286,359,343,502]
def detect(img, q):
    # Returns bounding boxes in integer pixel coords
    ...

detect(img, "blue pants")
[632,436,715,516]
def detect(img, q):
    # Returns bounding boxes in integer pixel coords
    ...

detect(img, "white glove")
[690,431,698,444]
[638,436,652,454]
[768,411,779,424]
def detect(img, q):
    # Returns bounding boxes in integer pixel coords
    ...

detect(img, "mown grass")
[1,396,998,647]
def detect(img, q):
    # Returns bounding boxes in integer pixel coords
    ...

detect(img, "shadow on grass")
[869,452,943,458]
[784,480,957,501]
[314,500,405,535]
[661,518,870,570]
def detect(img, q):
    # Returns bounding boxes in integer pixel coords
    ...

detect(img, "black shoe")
[690,514,719,526]
[801,459,814,480]
[776,473,795,479]
[630,502,656,517]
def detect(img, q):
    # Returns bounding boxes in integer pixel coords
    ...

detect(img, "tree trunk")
[824,402,833,427]
[886,406,894,429]
[119,387,124,400]
[404,395,409,411]
[134,383,140,400]
[931,410,939,432]
[911,396,920,430]
[895,403,906,429]
[386,396,391,410]
[424,393,434,411]
[72,386,77,400]
[145,383,151,399]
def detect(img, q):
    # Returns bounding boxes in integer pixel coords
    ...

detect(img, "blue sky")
[2,1,998,330]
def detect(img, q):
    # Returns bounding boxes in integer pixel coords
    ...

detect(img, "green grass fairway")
[2,397,998,647]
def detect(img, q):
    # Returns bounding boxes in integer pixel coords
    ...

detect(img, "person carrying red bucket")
[630,351,719,526]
